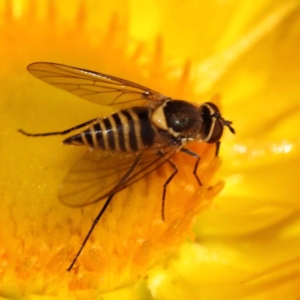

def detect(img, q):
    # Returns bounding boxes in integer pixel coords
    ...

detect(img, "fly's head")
[198,102,235,143]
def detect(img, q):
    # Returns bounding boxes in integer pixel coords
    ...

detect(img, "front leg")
[215,140,221,156]
[180,147,202,186]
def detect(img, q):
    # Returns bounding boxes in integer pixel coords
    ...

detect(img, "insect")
[19,62,235,271]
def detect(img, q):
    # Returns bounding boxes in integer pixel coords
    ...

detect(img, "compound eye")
[207,119,223,143]
[205,102,220,114]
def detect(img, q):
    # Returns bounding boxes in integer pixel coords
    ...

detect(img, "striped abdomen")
[63,107,157,152]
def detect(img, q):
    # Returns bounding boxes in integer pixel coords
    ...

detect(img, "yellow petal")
[1,0,300,299]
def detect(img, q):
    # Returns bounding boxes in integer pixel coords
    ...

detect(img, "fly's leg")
[215,141,221,156]
[67,193,114,272]
[157,151,178,222]
[67,152,143,271]
[18,118,98,137]
[180,141,221,186]
[180,148,202,186]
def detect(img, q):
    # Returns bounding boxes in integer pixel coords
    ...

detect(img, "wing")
[27,62,168,109]
[59,145,180,207]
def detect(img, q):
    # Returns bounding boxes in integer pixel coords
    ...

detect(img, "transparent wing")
[59,145,180,207]
[28,62,168,109]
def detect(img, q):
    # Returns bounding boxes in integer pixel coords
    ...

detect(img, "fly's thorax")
[151,100,225,143]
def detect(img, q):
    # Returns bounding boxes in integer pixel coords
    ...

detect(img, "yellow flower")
[1,0,300,299]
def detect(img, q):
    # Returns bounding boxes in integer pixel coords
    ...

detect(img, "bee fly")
[19,62,235,271]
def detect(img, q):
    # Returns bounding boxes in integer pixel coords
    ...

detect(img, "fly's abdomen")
[63,107,157,152]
